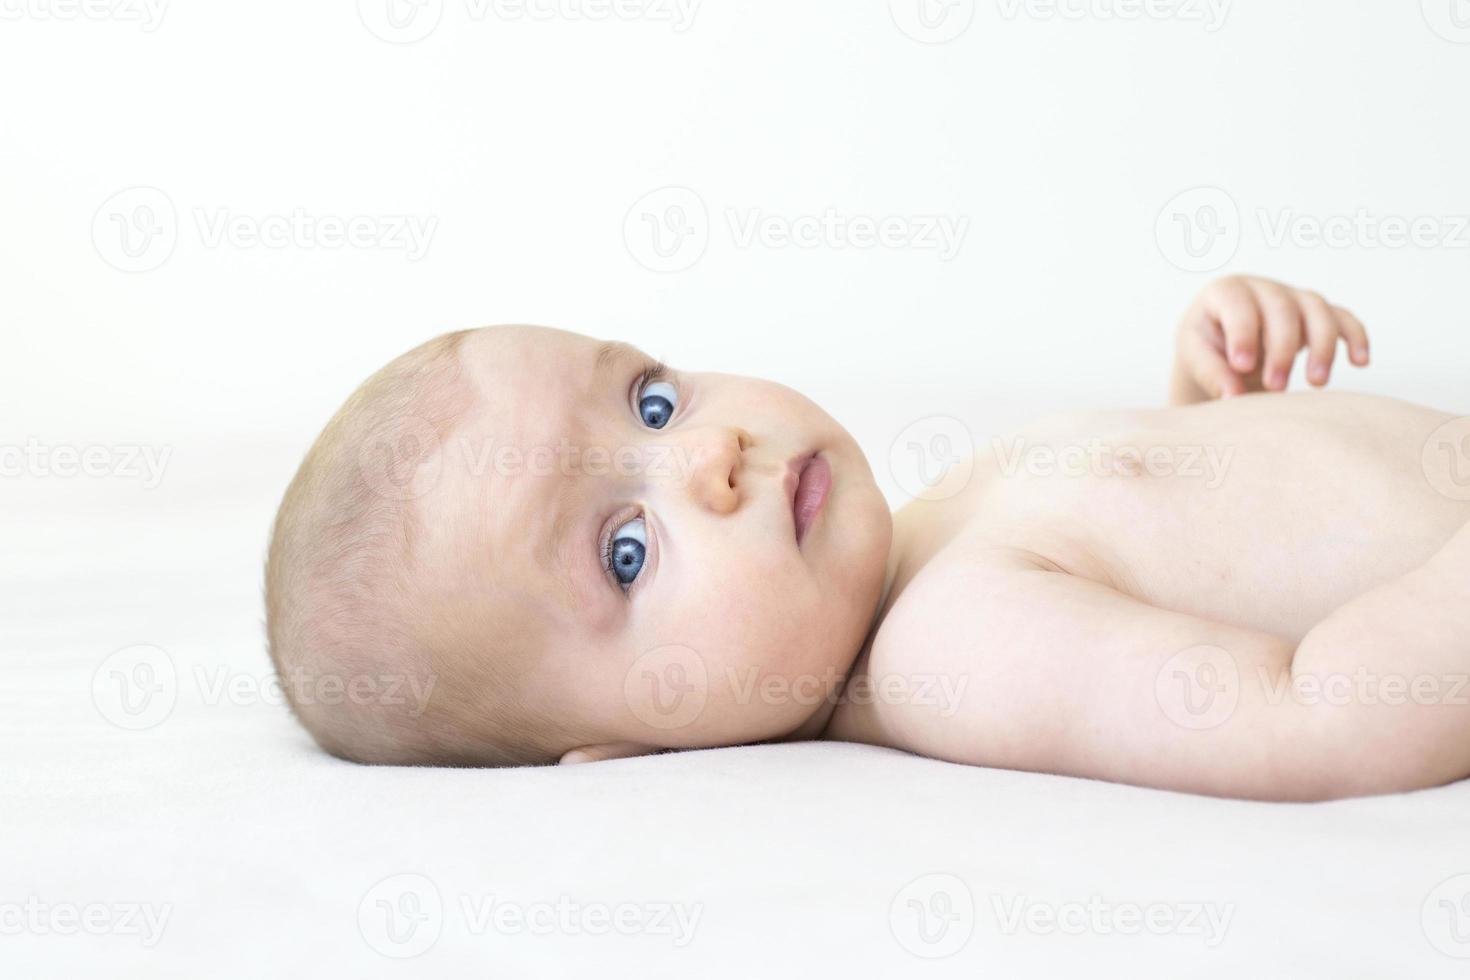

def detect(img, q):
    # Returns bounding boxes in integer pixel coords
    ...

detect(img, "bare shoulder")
[828,539,1082,763]
[829,504,1294,786]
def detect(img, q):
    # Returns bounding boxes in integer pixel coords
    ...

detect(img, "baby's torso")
[829,392,1470,741]
[891,392,1466,639]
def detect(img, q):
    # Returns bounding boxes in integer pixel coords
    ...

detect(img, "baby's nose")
[678,426,748,515]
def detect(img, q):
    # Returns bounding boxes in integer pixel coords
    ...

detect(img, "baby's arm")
[866,536,1470,801]
[1168,275,1370,405]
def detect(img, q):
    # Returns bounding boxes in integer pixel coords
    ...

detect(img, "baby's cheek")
[641,563,837,730]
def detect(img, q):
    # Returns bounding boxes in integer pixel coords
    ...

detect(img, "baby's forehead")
[416,325,637,628]
[460,325,627,398]
[456,325,661,461]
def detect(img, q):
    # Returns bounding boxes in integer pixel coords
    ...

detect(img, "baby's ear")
[558,742,656,765]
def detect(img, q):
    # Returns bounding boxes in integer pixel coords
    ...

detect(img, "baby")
[265,275,1470,801]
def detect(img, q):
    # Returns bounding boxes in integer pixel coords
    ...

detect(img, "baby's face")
[418,326,892,760]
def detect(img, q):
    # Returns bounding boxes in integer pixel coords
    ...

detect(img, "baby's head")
[265,326,892,766]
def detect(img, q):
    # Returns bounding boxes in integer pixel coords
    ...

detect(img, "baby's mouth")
[789,453,832,547]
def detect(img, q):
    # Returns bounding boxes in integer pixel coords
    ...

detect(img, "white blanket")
[5,628,1469,977]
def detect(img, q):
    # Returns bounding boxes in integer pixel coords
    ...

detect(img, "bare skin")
[826,277,1470,801]
[444,275,1468,801]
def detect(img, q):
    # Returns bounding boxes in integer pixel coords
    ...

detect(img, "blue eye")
[639,380,677,429]
[603,517,647,588]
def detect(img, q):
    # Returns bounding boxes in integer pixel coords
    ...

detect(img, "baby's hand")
[1171,275,1370,403]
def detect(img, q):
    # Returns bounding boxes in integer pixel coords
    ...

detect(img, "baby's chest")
[891,437,1458,646]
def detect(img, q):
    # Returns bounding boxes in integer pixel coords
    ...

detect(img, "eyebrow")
[595,340,640,376]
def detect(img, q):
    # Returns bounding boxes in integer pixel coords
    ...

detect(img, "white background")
[3,1,1470,977]
[4,0,1468,591]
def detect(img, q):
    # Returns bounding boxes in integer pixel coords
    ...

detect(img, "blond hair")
[264,329,568,766]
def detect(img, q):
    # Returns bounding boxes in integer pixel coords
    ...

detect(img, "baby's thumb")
[1191,344,1245,399]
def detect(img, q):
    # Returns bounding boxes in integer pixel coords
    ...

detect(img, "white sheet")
[6,628,1470,978]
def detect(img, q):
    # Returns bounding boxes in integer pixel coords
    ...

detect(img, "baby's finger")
[1188,340,1246,399]
[1209,279,1262,374]
[1297,290,1338,387]
[1255,283,1304,391]
[1334,306,1371,366]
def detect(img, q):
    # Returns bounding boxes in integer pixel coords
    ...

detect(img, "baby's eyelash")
[635,359,671,393]
[599,528,621,575]
[599,512,646,588]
